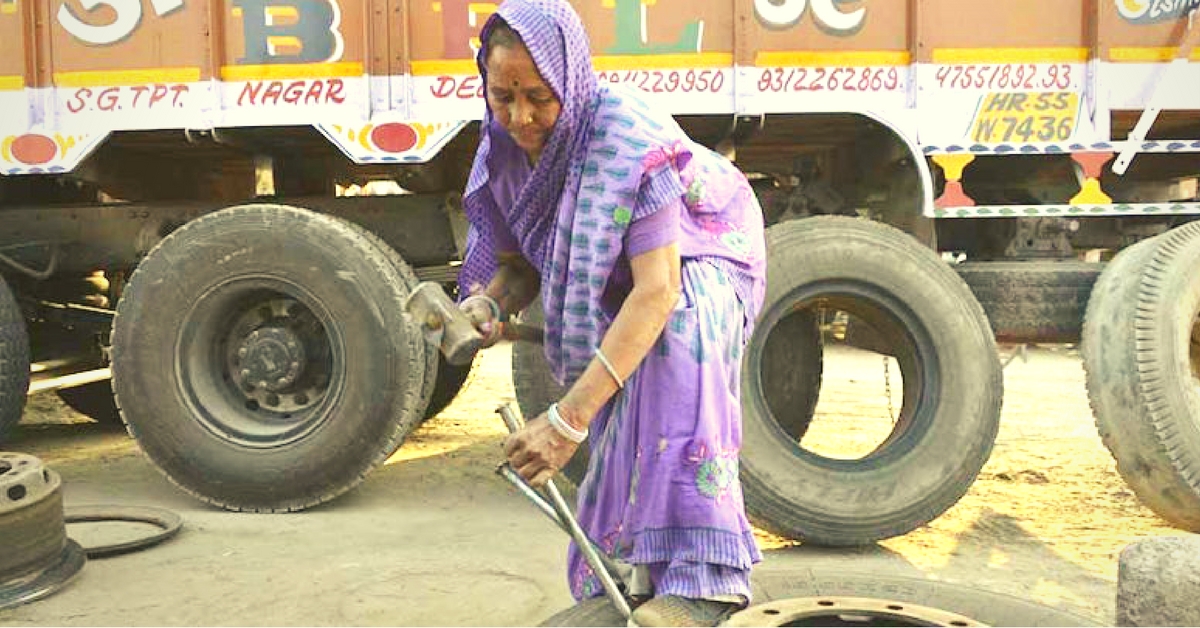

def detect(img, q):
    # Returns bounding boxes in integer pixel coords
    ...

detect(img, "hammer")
[404,282,544,365]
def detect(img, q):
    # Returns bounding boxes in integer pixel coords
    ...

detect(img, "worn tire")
[1082,228,1200,530]
[956,261,1102,344]
[56,381,121,424]
[742,217,1003,545]
[111,204,430,512]
[423,356,474,422]
[512,297,590,484]
[539,569,1099,627]
[0,276,29,440]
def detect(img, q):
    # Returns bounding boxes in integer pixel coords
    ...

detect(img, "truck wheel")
[0,276,29,440]
[512,298,589,484]
[539,570,1098,627]
[423,356,474,422]
[110,204,430,512]
[56,381,121,424]
[742,217,1003,545]
[1083,227,1200,531]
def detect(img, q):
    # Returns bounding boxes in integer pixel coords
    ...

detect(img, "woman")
[456,0,766,624]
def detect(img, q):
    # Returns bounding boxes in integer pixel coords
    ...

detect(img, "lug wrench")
[494,403,634,621]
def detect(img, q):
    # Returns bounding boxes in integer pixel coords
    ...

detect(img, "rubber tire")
[0,276,29,440]
[539,569,1099,627]
[423,356,474,422]
[1082,228,1200,531]
[956,261,1102,344]
[56,381,121,424]
[512,297,590,484]
[110,204,430,512]
[742,217,1003,545]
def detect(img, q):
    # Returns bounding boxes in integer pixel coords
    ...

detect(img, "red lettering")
[282,80,306,104]
[148,84,169,106]
[431,75,456,99]
[456,75,481,100]
[238,81,263,106]
[67,88,90,113]
[262,81,284,105]
[130,85,150,107]
[97,87,120,111]
[325,78,344,104]
[170,84,188,107]
[304,80,324,104]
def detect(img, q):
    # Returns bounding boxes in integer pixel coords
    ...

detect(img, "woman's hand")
[459,294,504,348]
[504,412,580,487]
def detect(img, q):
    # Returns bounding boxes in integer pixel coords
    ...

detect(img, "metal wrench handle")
[494,462,626,582]
[495,404,633,620]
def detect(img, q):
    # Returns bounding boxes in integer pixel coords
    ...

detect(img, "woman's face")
[485,42,561,161]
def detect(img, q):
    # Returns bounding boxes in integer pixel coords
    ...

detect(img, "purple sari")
[458,0,766,602]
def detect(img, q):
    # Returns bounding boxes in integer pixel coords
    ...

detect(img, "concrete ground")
[0,343,1184,625]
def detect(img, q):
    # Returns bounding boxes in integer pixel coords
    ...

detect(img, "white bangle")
[547,403,588,443]
[595,348,624,389]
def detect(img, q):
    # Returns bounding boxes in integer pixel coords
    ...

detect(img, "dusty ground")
[0,343,1187,626]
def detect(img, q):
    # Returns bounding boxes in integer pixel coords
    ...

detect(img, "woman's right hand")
[459,294,504,348]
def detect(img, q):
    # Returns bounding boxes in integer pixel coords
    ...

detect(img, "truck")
[1,0,1197,545]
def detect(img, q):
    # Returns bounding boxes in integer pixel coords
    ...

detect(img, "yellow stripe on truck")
[411,53,733,76]
[220,62,364,81]
[54,67,201,87]
[755,50,910,67]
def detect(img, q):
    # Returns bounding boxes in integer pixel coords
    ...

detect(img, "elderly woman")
[455,0,767,624]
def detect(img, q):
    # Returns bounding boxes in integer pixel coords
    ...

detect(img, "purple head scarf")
[458,0,598,290]
[459,0,764,385]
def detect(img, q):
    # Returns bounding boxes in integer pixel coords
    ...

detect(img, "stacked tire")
[1082,223,1200,531]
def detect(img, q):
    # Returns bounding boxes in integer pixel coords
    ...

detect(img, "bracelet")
[462,294,502,322]
[547,403,588,443]
[595,348,624,389]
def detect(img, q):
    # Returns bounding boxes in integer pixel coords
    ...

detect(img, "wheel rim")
[176,276,344,448]
[749,279,939,468]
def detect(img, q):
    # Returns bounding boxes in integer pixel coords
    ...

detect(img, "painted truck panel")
[1,0,1197,174]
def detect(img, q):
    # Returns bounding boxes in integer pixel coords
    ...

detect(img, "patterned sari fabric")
[457,0,766,603]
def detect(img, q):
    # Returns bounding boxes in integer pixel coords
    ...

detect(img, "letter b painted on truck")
[235,0,345,64]
[754,0,866,33]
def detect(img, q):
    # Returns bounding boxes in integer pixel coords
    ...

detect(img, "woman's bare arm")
[503,243,681,485]
[484,251,541,317]
[557,243,681,428]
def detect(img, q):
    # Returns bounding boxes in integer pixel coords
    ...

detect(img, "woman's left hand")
[504,414,580,487]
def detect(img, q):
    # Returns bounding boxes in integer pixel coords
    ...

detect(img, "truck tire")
[742,217,1003,545]
[539,570,1099,627]
[1083,228,1200,531]
[0,276,29,440]
[56,381,121,424]
[956,261,1102,344]
[110,204,430,512]
[512,298,589,484]
[423,356,474,422]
